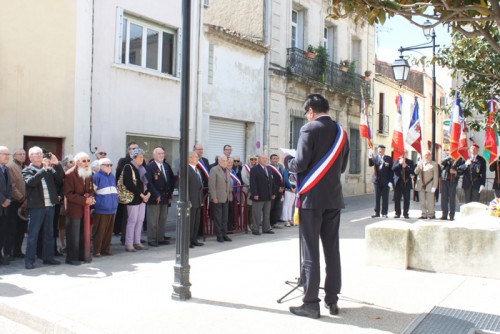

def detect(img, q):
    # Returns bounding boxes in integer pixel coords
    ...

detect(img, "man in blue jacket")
[93,158,118,256]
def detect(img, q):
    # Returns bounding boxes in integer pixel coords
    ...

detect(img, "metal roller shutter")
[206,118,246,165]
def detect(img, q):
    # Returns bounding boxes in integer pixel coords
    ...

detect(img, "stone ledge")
[365,221,412,269]
[365,213,500,278]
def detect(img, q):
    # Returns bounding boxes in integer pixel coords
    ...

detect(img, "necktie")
[196,168,202,183]
[2,167,7,183]
[160,164,167,181]
[264,166,269,177]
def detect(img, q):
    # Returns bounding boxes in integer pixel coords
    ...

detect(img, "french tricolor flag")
[405,97,422,154]
[391,94,405,161]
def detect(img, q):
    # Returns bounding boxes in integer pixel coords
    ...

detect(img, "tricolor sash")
[295,123,347,208]
[229,170,242,185]
[267,164,284,185]
[197,160,209,180]
[244,164,251,174]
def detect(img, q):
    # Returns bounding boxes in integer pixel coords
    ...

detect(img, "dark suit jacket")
[369,154,393,186]
[285,115,349,209]
[0,166,12,216]
[490,160,500,190]
[249,165,274,202]
[458,155,487,190]
[188,165,203,208]
[145,160,175,205]
[392,158,414,188]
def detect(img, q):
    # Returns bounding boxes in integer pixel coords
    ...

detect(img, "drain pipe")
[263,0,270,151]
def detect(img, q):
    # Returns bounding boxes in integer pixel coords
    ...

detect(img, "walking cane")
[83,193,92,263]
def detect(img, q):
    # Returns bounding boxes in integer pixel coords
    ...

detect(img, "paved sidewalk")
[1,216,499,334]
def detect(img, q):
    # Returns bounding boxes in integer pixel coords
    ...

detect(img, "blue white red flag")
[405,97,422,154]
[391,94,405,160]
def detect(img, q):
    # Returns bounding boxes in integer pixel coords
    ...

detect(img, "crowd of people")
[0,140,297,270]
[369,142,493,221]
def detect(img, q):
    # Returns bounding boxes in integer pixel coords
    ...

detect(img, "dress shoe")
[449,216,455,221]
[418,216,427,219]
[223,236,232,242]
[440,216,448,220]
[163,236,172,241]
[43,259,61,265]
[65,259,82,266]
[289,305,320,319]
[404,215,410,219]
[192,242,204,246]
[148,241,159,247]
[125,247,136,252]
[252,232,261,236]
[217,236,224,243]
[0,258,10,265]
[158,240,170,245]
[133,243,145,250]
[428,216,436,219]
[382,215,388,218]
[324,302,339,315]
[263,230,274,234]
[189,244,195,249]
[371,214,380,218]
[393,215,400,218]
[25,263,34,270]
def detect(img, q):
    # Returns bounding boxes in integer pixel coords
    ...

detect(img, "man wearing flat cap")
[458,143,486,203]
[368,144,393,218]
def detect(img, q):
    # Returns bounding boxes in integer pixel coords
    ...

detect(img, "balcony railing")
[286,47,371,100]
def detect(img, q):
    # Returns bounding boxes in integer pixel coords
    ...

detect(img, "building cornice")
[204,24,269,53]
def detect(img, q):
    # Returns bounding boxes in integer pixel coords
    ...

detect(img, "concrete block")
[365,221,412,269]
[409,220,500,279]
[460,202,489,217]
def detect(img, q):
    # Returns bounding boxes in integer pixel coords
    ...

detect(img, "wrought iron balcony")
[286,47,371,101]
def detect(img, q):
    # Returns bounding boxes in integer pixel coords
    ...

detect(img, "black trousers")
[189,206,200,244]
[0,212,8,259]
[5,201,22,256]
[374,184,389,215]
[441,180,458,218]
[464,186,480,203]
[212,201,228,238]
[394,181,411,216]
[299,208,341,309]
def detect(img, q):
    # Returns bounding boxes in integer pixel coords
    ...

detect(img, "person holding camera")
[22,146,64,269]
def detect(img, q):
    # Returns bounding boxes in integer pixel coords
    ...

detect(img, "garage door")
[206,118,246,165]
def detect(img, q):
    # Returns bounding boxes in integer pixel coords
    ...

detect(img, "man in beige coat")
[208,155,232,243]
[414,150,439,219]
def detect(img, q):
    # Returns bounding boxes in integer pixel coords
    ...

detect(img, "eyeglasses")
[97,152,107,156]
[102,164,113,167]
[233,160,240,162]
[250,158,257,161]
[81,159,91,163]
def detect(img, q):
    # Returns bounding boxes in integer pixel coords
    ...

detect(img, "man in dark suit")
[440,154,463,221]
[188,151,204,248]
[392,150,414,219]
[269,154,284,228]
[458,143,487,203]
[249,154,275,235]
[194,143,210,238]
[145,147,175,246]
[0,146,13,265]
[369,144,393,218]
[285,94,349,319]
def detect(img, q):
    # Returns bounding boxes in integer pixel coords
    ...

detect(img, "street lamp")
[391,20,439,161]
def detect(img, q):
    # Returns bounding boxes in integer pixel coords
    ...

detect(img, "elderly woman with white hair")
[122,148,151,252]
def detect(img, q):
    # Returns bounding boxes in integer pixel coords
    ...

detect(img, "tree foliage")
[327,0,500,53]
[436,31,499,129]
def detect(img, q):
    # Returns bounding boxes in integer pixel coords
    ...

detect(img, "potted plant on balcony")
[340,59,350,72]
[314,45,329,82]
[304,45,317,59]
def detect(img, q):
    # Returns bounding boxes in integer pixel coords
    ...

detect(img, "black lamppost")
[172,0,192,301]
[391,20,439,161]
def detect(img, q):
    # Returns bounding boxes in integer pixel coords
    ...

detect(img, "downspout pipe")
[263,0,270,150]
